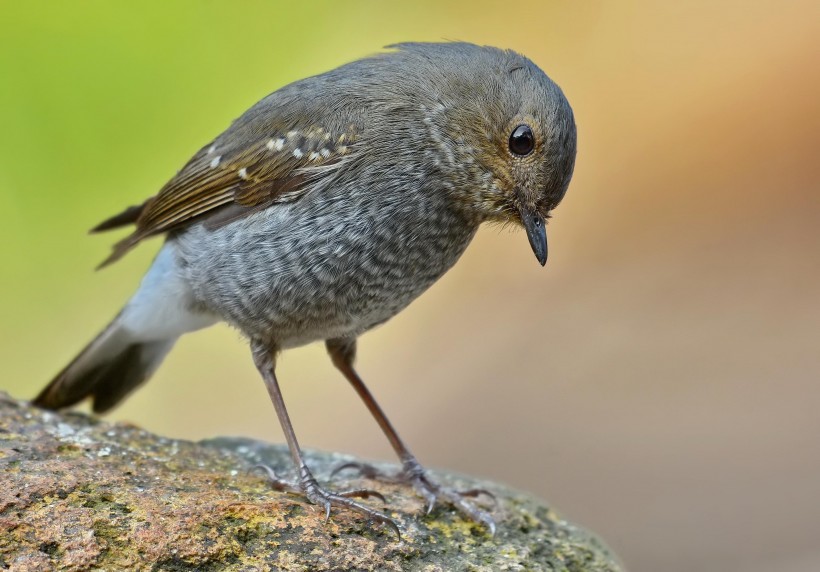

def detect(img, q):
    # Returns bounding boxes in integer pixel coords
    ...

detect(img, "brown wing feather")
[95,125,356,269]
[90,203,149,233]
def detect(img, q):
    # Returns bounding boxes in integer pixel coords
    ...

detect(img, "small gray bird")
[34,42,577,536]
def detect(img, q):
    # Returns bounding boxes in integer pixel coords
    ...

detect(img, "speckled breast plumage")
[173,178,479,347]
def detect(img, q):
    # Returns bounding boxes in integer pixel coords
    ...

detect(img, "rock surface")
[0,392,623,571]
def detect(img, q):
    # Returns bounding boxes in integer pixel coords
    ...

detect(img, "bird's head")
[467,55,576,266]
[407,44,577,266]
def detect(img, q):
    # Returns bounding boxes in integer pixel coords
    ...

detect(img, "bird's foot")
[253,464,401,538]
[331,457,497,536]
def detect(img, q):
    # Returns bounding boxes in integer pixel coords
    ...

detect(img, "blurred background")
[1,1,818,570]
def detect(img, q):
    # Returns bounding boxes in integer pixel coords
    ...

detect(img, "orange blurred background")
[1,2,818,570]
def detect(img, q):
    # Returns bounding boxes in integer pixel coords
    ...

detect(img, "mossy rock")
[0,392,623,571]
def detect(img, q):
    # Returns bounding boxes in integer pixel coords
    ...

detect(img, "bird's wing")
[93,124,357,268]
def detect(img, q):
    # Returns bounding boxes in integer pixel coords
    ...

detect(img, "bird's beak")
[519,206,548,266]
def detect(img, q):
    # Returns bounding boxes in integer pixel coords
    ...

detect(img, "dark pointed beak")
[519,206,548,266]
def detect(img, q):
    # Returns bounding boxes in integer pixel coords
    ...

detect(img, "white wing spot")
[287,130,299,138]
[207,145,216,154]
[209,156,221,168]
[308,151,320,161]
[293,148,303,159]
[238,167,248,179]
[320,148,331,158]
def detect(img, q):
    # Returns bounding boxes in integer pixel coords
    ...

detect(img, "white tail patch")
[120,245,217,341]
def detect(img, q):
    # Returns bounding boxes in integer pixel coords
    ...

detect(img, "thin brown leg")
[326,337,496,535]
[326,338,414,464]
[249,339,400,538]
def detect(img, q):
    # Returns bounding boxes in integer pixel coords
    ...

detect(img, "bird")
[33,42,577,537]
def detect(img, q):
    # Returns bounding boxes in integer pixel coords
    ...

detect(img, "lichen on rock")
[0,392,623,571]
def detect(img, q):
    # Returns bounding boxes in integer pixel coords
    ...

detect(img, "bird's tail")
[35,244,217,413]
[34,314,176,414]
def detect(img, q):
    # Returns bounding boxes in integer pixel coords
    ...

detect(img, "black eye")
[509,124,535,156]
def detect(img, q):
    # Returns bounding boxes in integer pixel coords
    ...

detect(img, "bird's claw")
[456,487,498,506]
[405,464,497,536]
[252,463,400,539]
[337,488,388,504]
[251,464,299,493]
[331,461,403,483]
[331,458,497,536]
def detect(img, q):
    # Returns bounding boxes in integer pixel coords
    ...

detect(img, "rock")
[0,392,623,571]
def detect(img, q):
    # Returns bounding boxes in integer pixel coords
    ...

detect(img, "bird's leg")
[326,338,497,535]
[249,339,400,538]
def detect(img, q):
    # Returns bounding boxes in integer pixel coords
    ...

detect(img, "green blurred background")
[1,1,818,570]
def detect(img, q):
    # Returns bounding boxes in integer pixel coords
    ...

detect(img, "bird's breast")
[174,184,478,346]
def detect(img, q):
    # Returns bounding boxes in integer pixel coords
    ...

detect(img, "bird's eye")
[509,124,535,156]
